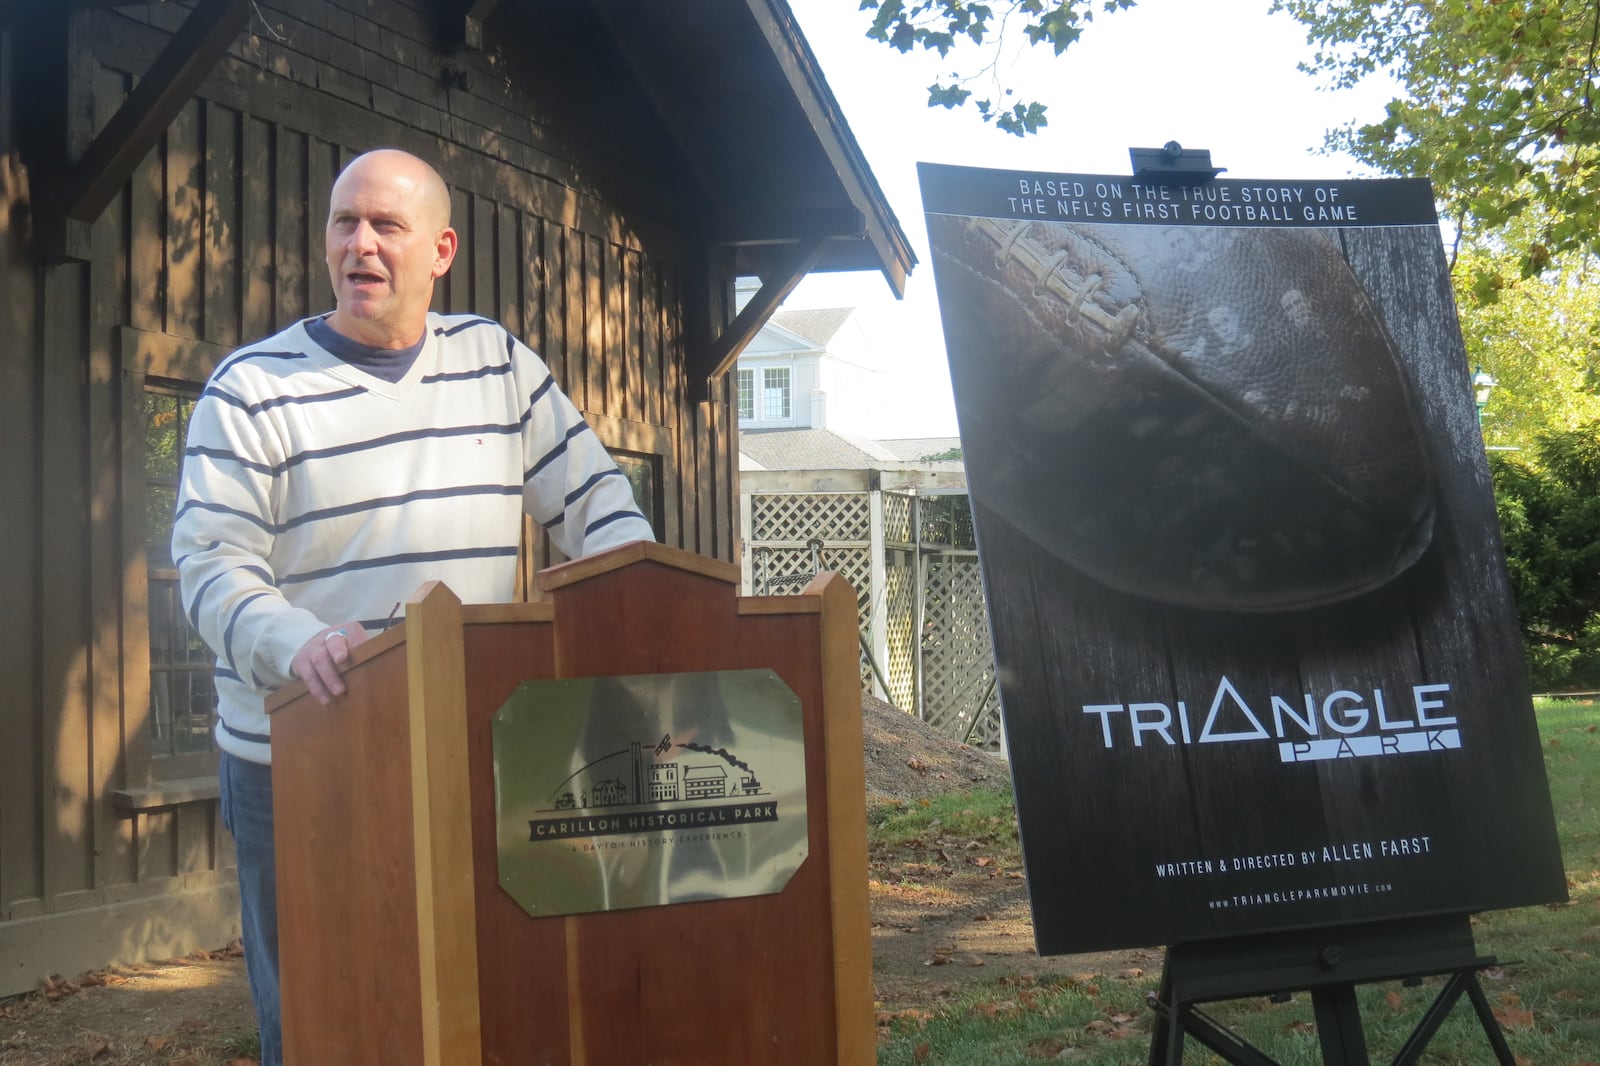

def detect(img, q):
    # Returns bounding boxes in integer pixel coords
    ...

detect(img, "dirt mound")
[859,696,1158,1012]
[862,694,1009,807]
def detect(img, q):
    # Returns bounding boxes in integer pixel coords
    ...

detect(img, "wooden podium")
[266,542,873,1065]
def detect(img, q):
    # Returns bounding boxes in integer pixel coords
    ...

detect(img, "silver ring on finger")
[322,627,348,646]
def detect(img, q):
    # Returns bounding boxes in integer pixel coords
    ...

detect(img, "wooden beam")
[746,0,916,297]
[60,0,251,223]
[11,5,71,180]
[711,206,864,247]
[14,5,96,260]
[688,234,828,398]
[435,0,505,52]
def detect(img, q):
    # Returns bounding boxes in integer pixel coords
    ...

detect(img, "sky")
[781,0,1402,438]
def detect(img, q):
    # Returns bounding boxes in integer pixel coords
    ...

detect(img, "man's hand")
[291,622,371,705]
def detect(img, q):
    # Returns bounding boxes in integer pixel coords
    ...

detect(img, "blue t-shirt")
[305,316,424,384]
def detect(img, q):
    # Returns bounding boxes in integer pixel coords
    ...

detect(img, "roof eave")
[747,0,916,297]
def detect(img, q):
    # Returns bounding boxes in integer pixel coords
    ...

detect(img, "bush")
[1491,421,1600,691]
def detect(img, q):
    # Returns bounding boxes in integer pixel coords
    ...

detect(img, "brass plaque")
[492,670,808,918]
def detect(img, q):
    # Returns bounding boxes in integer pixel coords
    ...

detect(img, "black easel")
[1145,914,1516,1065]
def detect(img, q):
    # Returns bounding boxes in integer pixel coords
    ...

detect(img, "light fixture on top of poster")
[1128,141,1225,184]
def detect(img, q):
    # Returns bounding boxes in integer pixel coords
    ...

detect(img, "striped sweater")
[173,312,654,763]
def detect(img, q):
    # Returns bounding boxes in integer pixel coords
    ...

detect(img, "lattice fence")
[749,492,873,689]
[917,493,977,550]
[920,554,1003,748]
[883,492,914,546]
[743,488,1004,751]
[752,492,871,542]
[882,550,917,711]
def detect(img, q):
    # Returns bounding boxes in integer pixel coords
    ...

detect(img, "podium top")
[537,540,738,592]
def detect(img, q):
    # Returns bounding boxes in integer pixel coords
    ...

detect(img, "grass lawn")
[875,699,1600,1065]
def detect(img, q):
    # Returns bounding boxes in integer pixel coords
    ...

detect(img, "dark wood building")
[0,0,912,994]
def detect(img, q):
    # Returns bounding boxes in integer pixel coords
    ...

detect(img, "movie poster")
[919,162,1568,954]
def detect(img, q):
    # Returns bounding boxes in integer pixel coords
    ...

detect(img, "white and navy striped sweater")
[173,312,653,764]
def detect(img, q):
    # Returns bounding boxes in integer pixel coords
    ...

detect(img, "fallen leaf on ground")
[1493,1006,1535,1030]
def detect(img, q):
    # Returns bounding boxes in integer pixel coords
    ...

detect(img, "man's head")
[324,149,458,349]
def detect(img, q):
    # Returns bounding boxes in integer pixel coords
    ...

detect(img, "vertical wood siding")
[0,0,738,991]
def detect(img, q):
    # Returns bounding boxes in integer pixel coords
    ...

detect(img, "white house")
[734,303,889,436]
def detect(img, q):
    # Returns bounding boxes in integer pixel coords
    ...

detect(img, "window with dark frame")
[144,382,217,758]
[609,449,663,541]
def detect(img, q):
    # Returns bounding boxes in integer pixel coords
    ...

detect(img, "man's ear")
[433,226,459,278]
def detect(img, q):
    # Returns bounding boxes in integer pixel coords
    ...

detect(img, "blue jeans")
[219,751,282,1066]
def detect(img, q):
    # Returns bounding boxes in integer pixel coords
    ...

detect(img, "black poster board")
[919,162,1568,955]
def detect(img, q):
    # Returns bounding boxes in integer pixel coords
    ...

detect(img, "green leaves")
[928,81,974,109]
[1279,0,1600,278]
[1492,428,1600,690]
[859,0,1099,133]
[990,100,1049,136]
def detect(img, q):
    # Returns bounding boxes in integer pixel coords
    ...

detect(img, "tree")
[858,0,1133,135]
[1275,0,1600,286]
[1453,236,1600,450]
[1491,426,1600,692]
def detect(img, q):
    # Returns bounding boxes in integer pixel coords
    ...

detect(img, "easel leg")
[1462,972,1518,1066]
[1310,984,1370,1065]
[1145,957,1282,1066]
[1146,959,1181,1066]
[1390,972,1469,1066]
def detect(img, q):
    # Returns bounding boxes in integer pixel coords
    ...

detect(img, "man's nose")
[351,220,379,254]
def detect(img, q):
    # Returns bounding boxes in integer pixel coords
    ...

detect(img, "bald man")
[172,149,653,1064]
